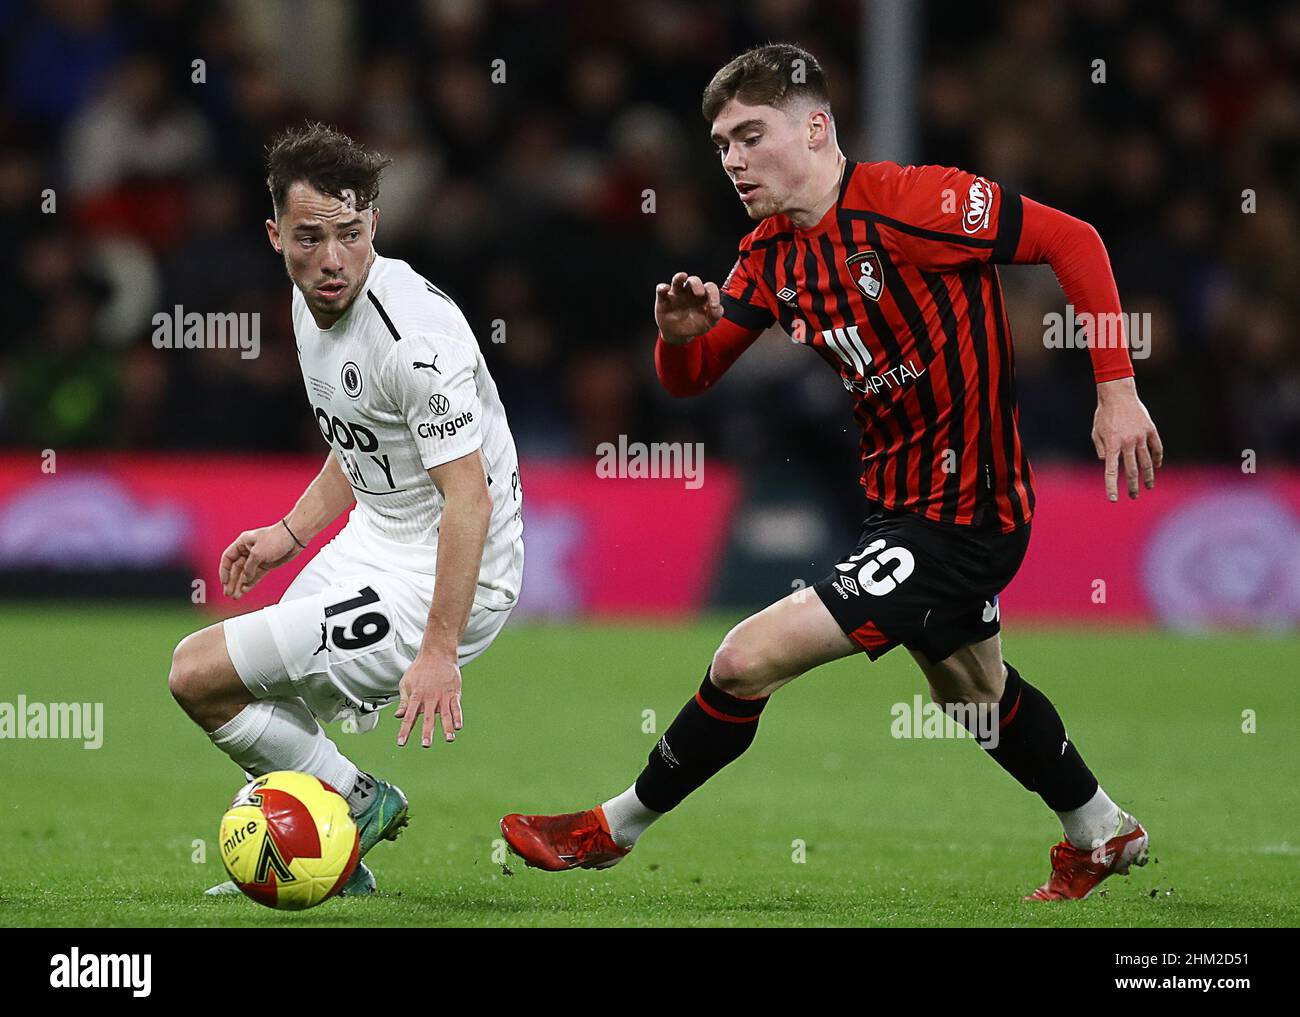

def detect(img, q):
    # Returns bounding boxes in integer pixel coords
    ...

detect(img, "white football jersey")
[291,254,523,608]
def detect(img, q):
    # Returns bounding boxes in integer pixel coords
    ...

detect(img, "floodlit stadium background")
[1,0,1297,629]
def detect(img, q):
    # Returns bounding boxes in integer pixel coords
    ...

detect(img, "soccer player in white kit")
[168,124,524,896]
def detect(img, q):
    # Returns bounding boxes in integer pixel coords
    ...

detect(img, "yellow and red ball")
[219,771,359,910]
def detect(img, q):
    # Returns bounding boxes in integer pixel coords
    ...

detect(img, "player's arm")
[1010,196,1164,501]
[886,164,1163,502]
[219,454,355,599]
[393,450,490,748]
[381,331,489,748]
[654,265,770,396]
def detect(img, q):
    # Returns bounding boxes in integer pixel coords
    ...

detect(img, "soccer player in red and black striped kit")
[502,44,1164,900]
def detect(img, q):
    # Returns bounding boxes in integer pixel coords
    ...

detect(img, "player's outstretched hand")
[219,522,303,599]
[655,271,722,345]
[1092,377,1164,502]
[395,652,463,748]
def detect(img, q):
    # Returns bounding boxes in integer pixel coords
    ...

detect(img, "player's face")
[266,182,378,326]
[711,98,818,221]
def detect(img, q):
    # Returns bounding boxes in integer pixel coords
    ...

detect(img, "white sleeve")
[383,333,484,469]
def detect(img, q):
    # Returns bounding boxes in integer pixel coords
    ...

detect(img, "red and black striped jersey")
[658,160,1133,533]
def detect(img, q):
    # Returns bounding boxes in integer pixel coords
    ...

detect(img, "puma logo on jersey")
[412,358,440,373]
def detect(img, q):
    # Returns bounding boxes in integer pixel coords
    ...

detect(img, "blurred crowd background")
[1,0,1297,522]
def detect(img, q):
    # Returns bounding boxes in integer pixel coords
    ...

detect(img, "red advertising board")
[0,454,742,619]
[1001,466,1300,630]
[0,454,1294,629]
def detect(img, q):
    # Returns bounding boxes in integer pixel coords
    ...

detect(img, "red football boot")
[500,807,630,871]
[1025,815,1149,901]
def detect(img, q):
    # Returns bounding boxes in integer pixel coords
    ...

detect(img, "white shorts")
[223,522,522,732]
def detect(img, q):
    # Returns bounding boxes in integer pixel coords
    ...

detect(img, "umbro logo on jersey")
[341,361,363,398]
[777,286,798,306]
[845,251,883,301]
[832,575,860,598]
[412,358,440,373]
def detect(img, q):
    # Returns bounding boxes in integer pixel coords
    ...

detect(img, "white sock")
[601,784,662,849]
[345,770,379,815]
[210,698,359,800]
[1057,785,1124,851]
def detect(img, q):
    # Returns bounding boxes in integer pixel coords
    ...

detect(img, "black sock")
[634,668,769,814]
[975,661,1098,812]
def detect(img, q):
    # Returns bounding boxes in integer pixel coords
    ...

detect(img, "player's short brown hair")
[701,43,832,123]
[265,122,392,218]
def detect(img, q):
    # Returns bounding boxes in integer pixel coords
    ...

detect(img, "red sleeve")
[1011,196,1134,383]
[654,240,775,397]
[872,162,1134,383]
[869,163,1020,271]
[655,318,764,397]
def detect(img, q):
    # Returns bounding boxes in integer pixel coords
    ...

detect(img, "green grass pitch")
[1,605,1296,927]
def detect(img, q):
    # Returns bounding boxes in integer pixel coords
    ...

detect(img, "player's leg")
[168,623,254,731]
[169,617,364,797]
[500,588,857,870]
[168,615,386,897]
[170,539,374,795]
[606,588,856,831]
[909,619,1148,899]
[910,630,1006,706]
[910,633,1117,841]
[169,570,420,884]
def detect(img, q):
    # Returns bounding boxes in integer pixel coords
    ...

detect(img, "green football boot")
[349,773,410,856]
[338,860,377,896]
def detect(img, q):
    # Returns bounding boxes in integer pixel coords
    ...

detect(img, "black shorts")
[813,508,1031,663]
